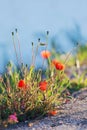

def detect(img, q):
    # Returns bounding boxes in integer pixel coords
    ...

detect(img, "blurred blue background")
[0,0,87,73]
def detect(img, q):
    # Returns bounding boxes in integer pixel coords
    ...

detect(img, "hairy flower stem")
[12,32,19,66]
[64,44,79,65]
[33,39,40,66]
[41,32,49,70]
[15,29,23,65]
[31,42,34,66]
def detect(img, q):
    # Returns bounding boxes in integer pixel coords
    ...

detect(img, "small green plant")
[0,30,79,127]
[68,70,87,93]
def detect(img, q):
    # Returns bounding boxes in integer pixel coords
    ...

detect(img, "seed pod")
[15,28,17,33]
[12,32,14,35]
[32,42,34,46]
[38,38,40,42]
[39,43,47,46]
[47,31,49,35]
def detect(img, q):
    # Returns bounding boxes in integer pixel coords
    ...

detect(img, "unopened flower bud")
[32,42,34,46]
[12,32,14,36]
[15,28,17,33]
[38,38,40,42]
[47,31,49,35]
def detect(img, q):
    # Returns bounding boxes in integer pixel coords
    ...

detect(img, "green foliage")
[68,71,87,93]
[66,44,87,66]
[0,31,87,127]
[0,61,69,124]
[0,30,70,127]
[76,44,87,65]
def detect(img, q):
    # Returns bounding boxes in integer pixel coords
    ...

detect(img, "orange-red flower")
[55,62,65,70]
[48,110,57,116]
[39,81,47,91]
[18,80,26,89]
[41,50,51,59]
[52,59,60,66]
[52,59,65,71]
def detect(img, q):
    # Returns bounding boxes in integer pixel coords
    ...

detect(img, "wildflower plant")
[0,30,70,127]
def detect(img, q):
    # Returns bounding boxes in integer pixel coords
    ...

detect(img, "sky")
[0,0,87,72]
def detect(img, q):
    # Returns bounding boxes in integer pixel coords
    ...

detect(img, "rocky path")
[2,89,87,130]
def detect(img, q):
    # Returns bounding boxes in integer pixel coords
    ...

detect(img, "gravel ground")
[1,89,87,130]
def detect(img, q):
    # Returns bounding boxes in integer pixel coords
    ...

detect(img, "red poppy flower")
[41,50,51,59]
[52,59,60,66]
[52,59,65,71]
[18,80,26,89]
[39,81,47,91]
[55,63,65,70]
[48,110,57,116]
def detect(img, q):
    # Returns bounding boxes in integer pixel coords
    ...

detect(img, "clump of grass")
[0,30,79,127]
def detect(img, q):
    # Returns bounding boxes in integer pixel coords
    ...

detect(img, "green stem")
[15,29,23,65]
[33,44,39,66]
[31,42,34,66]
[12,32,19,66]
[41,32,49,70]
